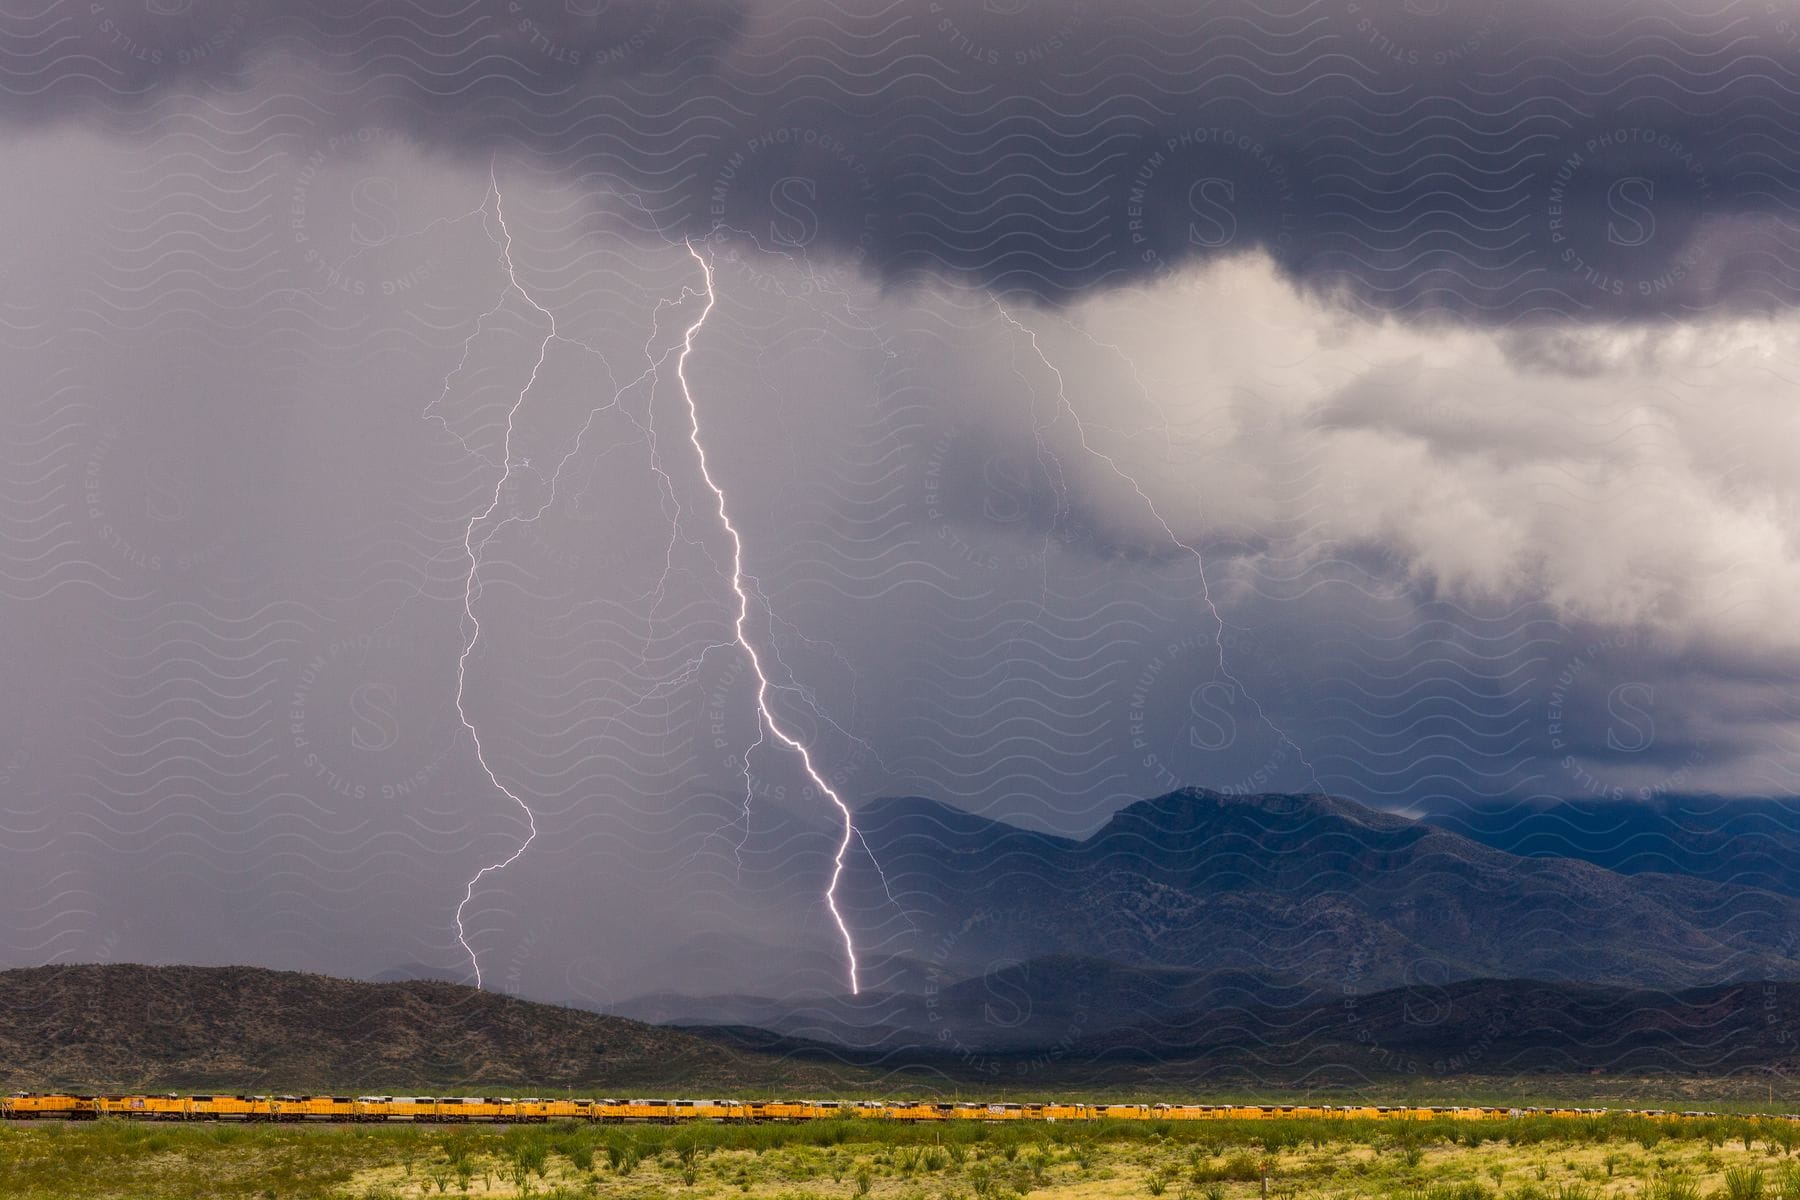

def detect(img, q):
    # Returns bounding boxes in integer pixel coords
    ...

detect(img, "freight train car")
[0,1093,1767,1126]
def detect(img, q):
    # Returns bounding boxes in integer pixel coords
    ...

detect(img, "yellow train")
[0,1094,1770,1125]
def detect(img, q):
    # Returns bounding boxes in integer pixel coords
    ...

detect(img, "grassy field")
[10,1112,1800,1200]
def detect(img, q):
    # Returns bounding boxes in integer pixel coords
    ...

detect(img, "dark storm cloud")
[11,0,1800,1008]
[8,0,1800,320]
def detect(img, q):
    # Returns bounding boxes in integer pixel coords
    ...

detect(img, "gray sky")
[2,0,1799,1005]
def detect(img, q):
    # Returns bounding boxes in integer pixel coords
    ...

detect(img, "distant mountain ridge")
[610,789,1800,1058]
[664,974,1800,1086]
[614,957,1309,1051]
[1429,795,1800,898]
[1071,976,1800,1083]
[838,788,1800,992]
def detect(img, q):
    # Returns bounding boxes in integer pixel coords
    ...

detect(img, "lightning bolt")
[449,176,555,989]
[445,175,727,987]
[675,240,862,994]
[444,201,881,993]
[994,301,1324,794]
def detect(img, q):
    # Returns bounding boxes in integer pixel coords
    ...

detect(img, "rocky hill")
[0,964,865,1093]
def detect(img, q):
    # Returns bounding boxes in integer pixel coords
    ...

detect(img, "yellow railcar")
[1095,1103,1150,1120]
[140,1095,190,1119]
[882,1101,940,1122]
[15,1091,1800,1128]
[381,1096,438,1122]
[903,1102,954,1121]
[5,1093,90,1119]
[1153,1103,1210,1121]
[191,1095,272,1120]
[430,1097,505,1122]
[746,1099,811,1122]
[508,1098,553,1123]
[270,1096,356,1121]
[617,1098,675,1121]
[670,1098,743,1122]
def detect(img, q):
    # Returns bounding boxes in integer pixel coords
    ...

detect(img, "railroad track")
[2,1095,1784,1124]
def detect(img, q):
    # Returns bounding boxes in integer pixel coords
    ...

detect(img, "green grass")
[10,1111,1800,1199]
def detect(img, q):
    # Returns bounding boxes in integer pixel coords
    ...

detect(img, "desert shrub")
[1192,1154,1262,1183]
[1416,1183,1494,1200]
[1648,1176,1702,1200]
[1261,1126,1304,1155]
[1725,1166,1768,1200]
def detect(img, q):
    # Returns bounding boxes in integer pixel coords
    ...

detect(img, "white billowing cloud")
[1036,253,1800,662]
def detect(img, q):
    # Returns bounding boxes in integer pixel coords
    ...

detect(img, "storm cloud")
[5,0,1800,318]
[3,0,1800,1008]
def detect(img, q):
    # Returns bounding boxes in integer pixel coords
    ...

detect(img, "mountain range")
[13,961,1800,1093]
[617,788,1800,1056]
[17,790,1797,1092]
